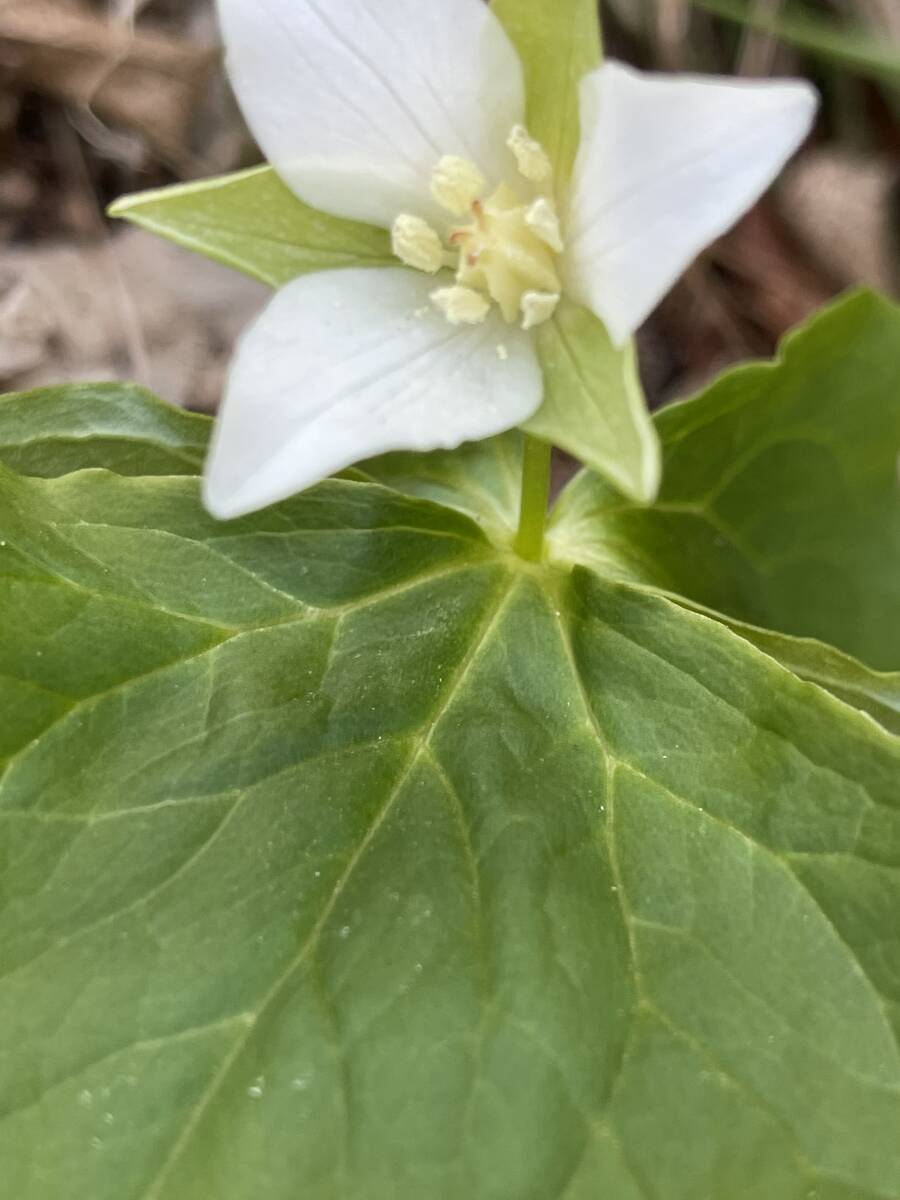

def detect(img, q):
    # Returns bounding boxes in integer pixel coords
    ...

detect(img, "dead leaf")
[0,0,217,165]
[0,227,267,409]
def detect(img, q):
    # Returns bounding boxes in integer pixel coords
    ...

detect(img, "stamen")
[507,125,552,184]
[391,214,445,274]
[525,198,564,253]
[404,148,565,329]
[430,286,491,326]
[521,291,560,331]
[431,157,485,216]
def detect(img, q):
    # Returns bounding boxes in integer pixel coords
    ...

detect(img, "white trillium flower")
[206,0,817,520]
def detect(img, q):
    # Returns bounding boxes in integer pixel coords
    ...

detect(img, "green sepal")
[526,300,661,504]
[109,166,393,288]
[491,0,602,182]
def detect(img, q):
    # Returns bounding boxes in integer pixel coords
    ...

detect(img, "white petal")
[217,0,525,231]
[563,61,818,344]
[204,269,542,520]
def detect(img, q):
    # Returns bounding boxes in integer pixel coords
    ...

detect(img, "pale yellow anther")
[402,140,565,329]
[525,198,564,253]
[391,214,445,274]
[430,286,491,326]
[431,156,486,216]
[521,290,560,331]
[507,124,552,183]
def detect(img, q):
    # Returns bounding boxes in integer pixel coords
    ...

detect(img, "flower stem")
[514,435,552,562]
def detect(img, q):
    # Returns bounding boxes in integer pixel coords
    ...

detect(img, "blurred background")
[0,0,897,413]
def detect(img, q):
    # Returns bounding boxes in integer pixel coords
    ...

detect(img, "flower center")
[391,125,563,330]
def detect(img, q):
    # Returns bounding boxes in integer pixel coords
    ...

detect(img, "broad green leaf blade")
[0,380,521,544]
[708,610,900,736]
[551,289,900,669]
[693,0,900,90]
[665,585,900,735]
[491,0,601,181]
[0,383,208,478]
[562,568,900,1200]
[109,167,394,289]
[1,427,900,1197]
[353,433,524,544]
[526,300,661,502]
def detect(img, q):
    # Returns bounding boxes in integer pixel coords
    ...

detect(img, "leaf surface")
[1,400,899,1198]
[353,434,524,545]
[0,383,208,479]
[110,167,393,289]
[667,595,900,737]
[552,290,900,670]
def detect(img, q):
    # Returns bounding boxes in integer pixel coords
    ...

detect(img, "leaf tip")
[624,424,663,506]
[106,194,135,221]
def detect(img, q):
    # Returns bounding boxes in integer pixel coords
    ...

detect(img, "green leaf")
[551,289,900,670]
[353,433,524,545]
[665,586,900,736]
[0,383,209,479]
[526,299,661,503]
[692,0,900,89]
[109,167,394,289]
[702,609,900,736]
[0,381,522,543]
[491,0,601,181]
[1,421,899,1197]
